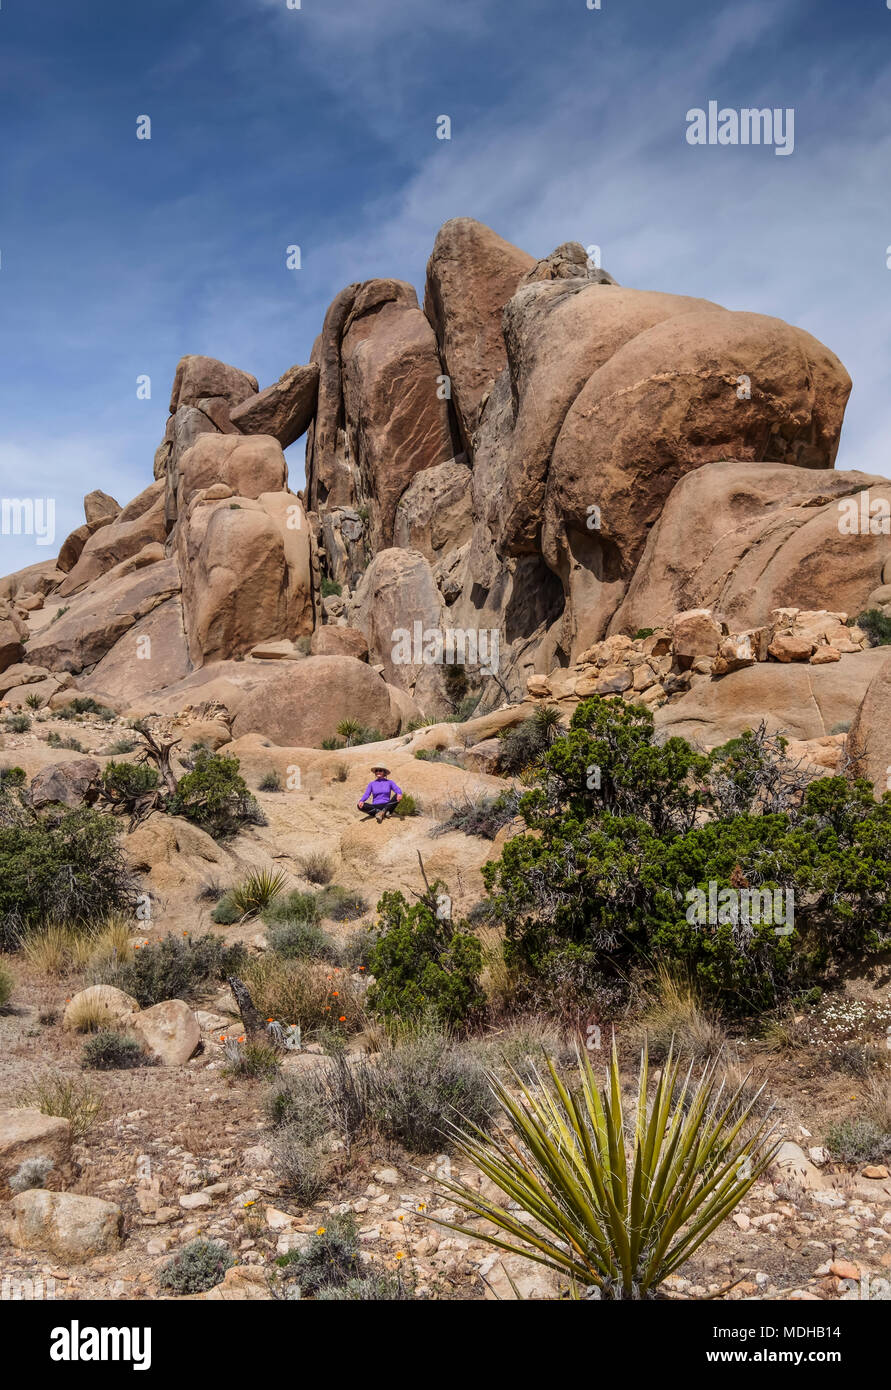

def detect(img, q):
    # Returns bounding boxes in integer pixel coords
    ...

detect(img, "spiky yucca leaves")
[229,867,287,919]
[438,1041,779,1300]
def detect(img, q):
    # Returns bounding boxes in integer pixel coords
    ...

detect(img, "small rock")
[374,1167,400,1186]
[862,1165,890,1180]
[830,1258,860,1281]
[178,1192,211,1210]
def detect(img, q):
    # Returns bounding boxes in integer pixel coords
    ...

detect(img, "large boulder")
[348,548,448,711]
[229,363,320,449]
[848,652,891,795]
[83,490,121,527]
[612,462,891,635]
[58,481,167,595]
[81,597,192,703]
[176,490,311,665]
[0,1110,73,1199]
[310,626,369,661]
[175,433,288,513]
[424,218,535,451]
[130,1000,201,1065]
[28,758,100,809]
[27,559,181,673]
[655,648,890,747]
[169,355,258,414]
[228,654,404,745]
[304,283,362,512]
[392,459,473,561]
[339,280,456,547]
[0,559,63,601]
[1,1190,123,1260]
[0,599,27,672]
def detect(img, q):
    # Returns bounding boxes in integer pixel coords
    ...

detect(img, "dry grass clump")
[17,1073,105,1139]
[640,966,727,1062]
[242,955,365,1036]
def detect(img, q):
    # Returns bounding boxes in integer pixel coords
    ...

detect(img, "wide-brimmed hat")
[371,764,390,775]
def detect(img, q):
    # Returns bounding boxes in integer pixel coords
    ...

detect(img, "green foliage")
[315,885,368,923]
[16,1074,104,1139]
[442,1042,778,1300]
[66,697,114,718]
[329,720,384,749]
[393,793,419,817]
[267,918,339,963]
[276,1214,361,1295]
[0,960,13,1007]
[824,1117,891,1165]
[263,889,322,927]
[228,867,287,919]
[81,1031,147,1071]
[632,628,655,640]
[222,1040,280,1079]
[368,887,484,1026]
[159,1239,234,1294]
[0,807,136,948]
[47,732,84,751]
[169,750,265,839]
[104,933,248,1007]
[4,713,30,733]
[210,897,241,925]
[258,770,283,792]
[484,696,891,1010]
[341,925,379,971]
[856,609,891,646]
[433,792,515,840]
[300,851,334,885]
[106,737,138,755]
[320,577,342,598]
[99,760,160,803]
[0,767,26,788]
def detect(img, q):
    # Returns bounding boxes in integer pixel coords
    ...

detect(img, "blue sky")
[1,0,890,571]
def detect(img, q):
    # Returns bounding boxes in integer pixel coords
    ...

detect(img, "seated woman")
[356,765,403,822]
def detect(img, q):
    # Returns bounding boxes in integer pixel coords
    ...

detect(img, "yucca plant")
[437,1041,779,1300]
[229,867,288,920]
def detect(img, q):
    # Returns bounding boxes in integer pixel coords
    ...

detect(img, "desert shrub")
[640,969,727,1063]
[267,918,339,963]
[16,1075,104,1139]
[277,1214,361,1295]
[263,889,321,927]
[242,956,364,1035]
[21,926,79,975]
[0,807,136,949]
[99,760,160,810]
[316,885,368,923]
[268,1097,331,1203]
[341,925,379,971]
[25,692,42,709]
[432,792,516,840]
[66,697,113,717]
[320,577,342,598]
[210,897,241,925]
[259,770,282,792]
[81,1031,147,1071]
[824,1117,891,1165]
[633,627,655,640]
[10,1156,55,1193]
[315,1268,420,1300]
[229,867,287,919]
[159,1239,234,1294]
[368,1030,492,1152]
[333,763,349,783]
[3,713,30,734]
[168,750,265,839]
[484,696,891,1011]
[64,995,117,1034]
[394,794,419,818]
[497,706,564,774]
[369,886,484,1027]
[300,851,334,885]
[333,721,384,748]
[106,933,247,1007]
[51,605,70,622]
[856,609,891,647]
[0,767,26,788]
[222,1039,280,1079]
[0,960,13,1008]
[106,737,138,755]
[450,693,482,723]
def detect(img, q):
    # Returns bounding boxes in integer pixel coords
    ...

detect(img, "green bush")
[81,1031,147,1071]
[99,760,160,807]
[267,918,339,963]
[259,770,282,792]
[394,794,419,817]
[497,706,564,774]
[0,767,26,788]
[824,1117,891,1165]
[315,1269,420,1300]
[3,713,30,734]
[0,960,13,1008]
[222,1040,280,1079]
[106,737,138,755]
[483,697,891,1010]
[320,577,342,598]
[229,867,287,919]
[104,933,248,1007]
[263,889,321,927]
[66,697,114,717]
[210,897,241,925]
[276,1214,361,1296]
[159,1239,234,1294]
[315,885,368,923]
[368,887,484,1026]
[856,609,891,646]
[169,750,266,839]
[0,807,136,948]
[341,925,379,971]
[368,1030,492,1152]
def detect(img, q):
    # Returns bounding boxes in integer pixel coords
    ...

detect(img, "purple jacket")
[360,778,402,805]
